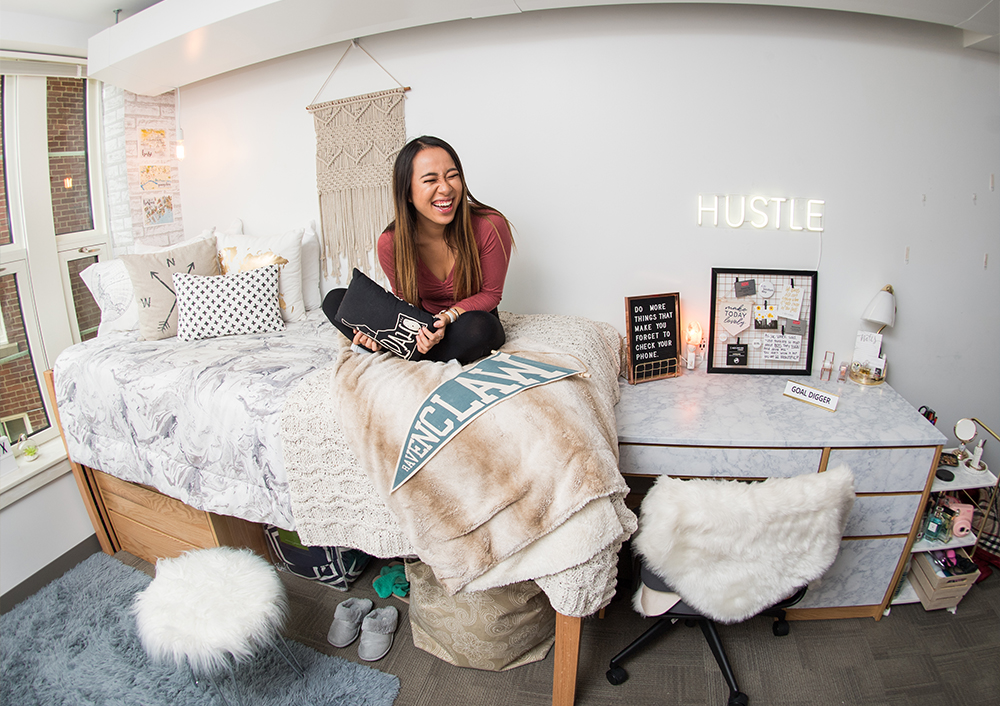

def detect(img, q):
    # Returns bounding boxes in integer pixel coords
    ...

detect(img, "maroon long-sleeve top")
[377,211,513,315]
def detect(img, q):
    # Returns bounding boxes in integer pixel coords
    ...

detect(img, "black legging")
[322,288,505,364]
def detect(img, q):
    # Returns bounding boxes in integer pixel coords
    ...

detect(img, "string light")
[175,88,185,160]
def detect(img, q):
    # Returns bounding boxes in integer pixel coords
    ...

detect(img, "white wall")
[0,474,95,595]
[176,5,998,461]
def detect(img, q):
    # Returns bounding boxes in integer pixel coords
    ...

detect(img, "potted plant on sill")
[18,434,39,462]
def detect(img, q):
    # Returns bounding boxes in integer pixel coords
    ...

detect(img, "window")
[0,72,109,449]
[0,78,9,249]
[1,267,48,441]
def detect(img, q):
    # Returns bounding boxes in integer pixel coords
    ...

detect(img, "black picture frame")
[707,268,817,375]
[625,292,681,384]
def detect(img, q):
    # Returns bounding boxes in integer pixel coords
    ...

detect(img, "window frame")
[1,72,110,452]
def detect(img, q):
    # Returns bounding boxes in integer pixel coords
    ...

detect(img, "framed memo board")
[625,292,681,384]
[707,268,817,375]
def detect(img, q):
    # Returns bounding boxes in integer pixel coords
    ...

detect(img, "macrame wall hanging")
[306,41,408,282]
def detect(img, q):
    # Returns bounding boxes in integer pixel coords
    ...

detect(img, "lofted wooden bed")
[44,309,632,706]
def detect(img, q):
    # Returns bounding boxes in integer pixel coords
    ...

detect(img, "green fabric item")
[372,564,410,599]
[276,528,306,549]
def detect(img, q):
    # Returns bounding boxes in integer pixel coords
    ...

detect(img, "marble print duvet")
[53,310,344,530]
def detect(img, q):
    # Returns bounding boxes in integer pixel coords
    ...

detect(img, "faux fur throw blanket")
[282,312,637,616]
[633,465,856,623]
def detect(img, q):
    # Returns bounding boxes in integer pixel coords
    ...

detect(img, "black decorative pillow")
[335,268,436,360]
[173,264,285,342]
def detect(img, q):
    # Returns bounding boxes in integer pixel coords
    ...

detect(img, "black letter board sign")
[625,292,681,384]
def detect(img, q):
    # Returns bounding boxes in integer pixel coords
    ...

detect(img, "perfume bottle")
[924,505,953,543]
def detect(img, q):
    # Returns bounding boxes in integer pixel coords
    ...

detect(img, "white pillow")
[133,229,216,254]
[216,229,306,323]
[78,232,217,339]
[78,259,140,336]
[174,265,284,342]
[301,223,322,311]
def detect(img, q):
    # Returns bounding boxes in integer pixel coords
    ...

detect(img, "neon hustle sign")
[698,194,825,232]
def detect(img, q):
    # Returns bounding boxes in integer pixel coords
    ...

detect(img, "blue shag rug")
[1,552,400,706]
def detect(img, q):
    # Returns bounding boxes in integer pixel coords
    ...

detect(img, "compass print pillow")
[121,236,221,340]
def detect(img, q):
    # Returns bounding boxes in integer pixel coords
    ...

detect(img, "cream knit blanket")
[281,312,637,616]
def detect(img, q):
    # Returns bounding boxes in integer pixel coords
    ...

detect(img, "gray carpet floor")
[114,550,1000,706]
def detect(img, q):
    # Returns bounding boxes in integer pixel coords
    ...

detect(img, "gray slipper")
[357,606,398,661]
[327,597,373,648]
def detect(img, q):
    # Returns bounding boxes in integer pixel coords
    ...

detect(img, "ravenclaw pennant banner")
[391,353,582,492]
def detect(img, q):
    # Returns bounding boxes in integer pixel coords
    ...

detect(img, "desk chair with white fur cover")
[607,465,856,706]
[132,546,304,706]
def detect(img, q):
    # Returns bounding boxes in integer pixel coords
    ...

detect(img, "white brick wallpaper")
[102,85,185,253]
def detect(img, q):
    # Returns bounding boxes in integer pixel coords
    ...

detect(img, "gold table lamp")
[849,285,895,385]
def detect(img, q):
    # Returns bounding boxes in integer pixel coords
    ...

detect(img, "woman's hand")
[352,329,381,352]
[416,314,449,354]
[416,307,463,354]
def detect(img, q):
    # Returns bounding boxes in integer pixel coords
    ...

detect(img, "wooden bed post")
[44,371,271,565]
[552,612,582,706]
[43,369,119,555]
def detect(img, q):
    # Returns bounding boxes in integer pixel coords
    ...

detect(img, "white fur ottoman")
[132,547,302,702]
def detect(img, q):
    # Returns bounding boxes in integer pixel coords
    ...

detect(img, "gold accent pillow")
[216,230,306,323]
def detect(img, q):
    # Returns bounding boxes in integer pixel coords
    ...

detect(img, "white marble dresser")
[616,370,947,620]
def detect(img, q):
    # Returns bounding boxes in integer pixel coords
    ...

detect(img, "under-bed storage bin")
[96,471,216,555]
[91,468,270,565]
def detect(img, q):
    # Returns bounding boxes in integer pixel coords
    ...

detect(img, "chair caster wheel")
[772,619,789,637]
[606,666,629,685]
[728,691,749,706]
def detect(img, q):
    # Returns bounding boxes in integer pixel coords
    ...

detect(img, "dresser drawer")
[619,444,823,478]
[827,447,937,493]
[797,536,908,609]
[843,493,923,537]
[94,470,217,549]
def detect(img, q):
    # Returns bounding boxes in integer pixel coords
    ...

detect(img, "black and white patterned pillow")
[173,264,284,342]
[334,268,437,360]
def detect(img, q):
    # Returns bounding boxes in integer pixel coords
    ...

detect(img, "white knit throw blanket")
[281,312,637,617]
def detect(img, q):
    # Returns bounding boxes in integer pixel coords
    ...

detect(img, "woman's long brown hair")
[387,136,511,307]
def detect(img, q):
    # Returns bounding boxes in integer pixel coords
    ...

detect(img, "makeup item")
[935,468,955,482]
[970,439,986,470]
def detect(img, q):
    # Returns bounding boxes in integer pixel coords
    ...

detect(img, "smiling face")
[408,147,464,234]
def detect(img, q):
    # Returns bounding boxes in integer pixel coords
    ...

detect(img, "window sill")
[0,438,73,510]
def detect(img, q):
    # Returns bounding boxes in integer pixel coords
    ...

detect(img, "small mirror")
[955,418,977,444]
